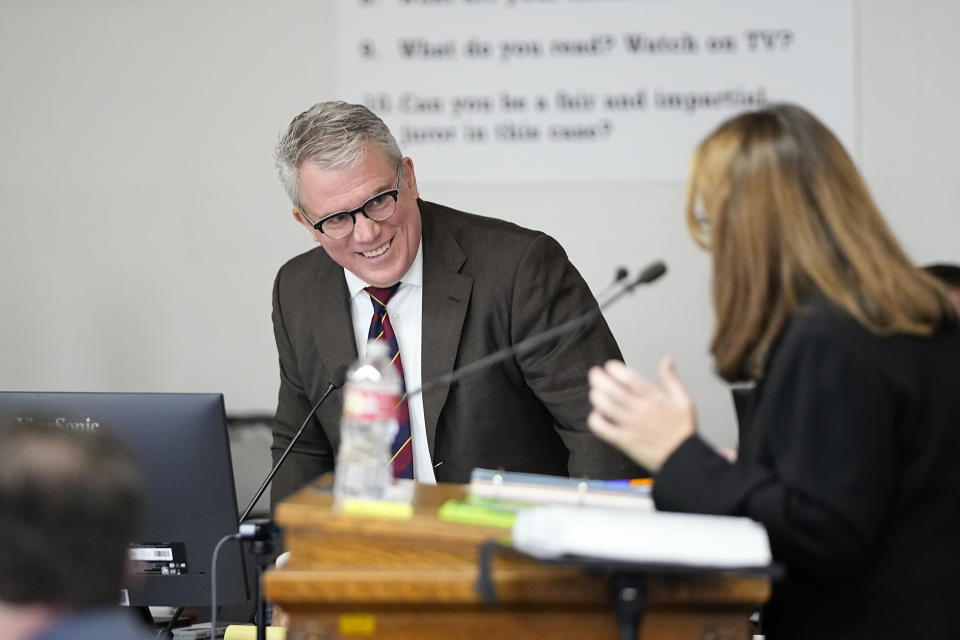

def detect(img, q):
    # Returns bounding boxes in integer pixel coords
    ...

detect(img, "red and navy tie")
[364,284,413,479]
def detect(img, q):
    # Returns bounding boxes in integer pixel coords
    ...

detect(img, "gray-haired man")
[269,101,644,506]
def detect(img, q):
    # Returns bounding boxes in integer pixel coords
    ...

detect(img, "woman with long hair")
[588,104,960,638]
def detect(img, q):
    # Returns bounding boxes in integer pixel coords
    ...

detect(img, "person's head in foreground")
[685,102,953,381]
[0,419,146,639]
[589,102,956,472]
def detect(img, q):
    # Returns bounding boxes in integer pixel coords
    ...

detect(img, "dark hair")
[923,263,960,289]
[0,419,143,608]
[686,103,954,381]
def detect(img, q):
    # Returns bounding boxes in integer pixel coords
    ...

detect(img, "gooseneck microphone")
[411,260,667,399]
[631,260,667,288]
[598,266,630,300]
[238,366,347,523]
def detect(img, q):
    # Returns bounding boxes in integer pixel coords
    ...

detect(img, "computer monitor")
[0,391,249,608]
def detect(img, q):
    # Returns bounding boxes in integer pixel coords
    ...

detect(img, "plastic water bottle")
[333,340,401,506]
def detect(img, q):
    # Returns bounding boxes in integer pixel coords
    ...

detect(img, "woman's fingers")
[588,364,659,425]
[587,409,621,445]
[658,355,690,403]
[603,359,654,395]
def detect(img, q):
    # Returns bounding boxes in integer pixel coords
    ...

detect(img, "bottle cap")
[366,340,390,359]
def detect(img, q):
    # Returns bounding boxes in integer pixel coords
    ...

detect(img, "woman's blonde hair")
[686,104,954,381]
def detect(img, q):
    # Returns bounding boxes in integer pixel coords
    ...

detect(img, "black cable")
[154,606,185,640]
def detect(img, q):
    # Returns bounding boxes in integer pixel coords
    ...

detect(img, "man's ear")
[402,157,420,200]
[292,208,323,244]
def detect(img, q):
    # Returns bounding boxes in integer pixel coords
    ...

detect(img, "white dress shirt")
[342,241,436,484]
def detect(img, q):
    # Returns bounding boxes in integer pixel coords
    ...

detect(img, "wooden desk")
[265,480,769,640]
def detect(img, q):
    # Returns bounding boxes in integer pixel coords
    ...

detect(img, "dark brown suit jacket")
[270,200,643,506]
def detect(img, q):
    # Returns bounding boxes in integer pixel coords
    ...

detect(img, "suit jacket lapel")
[420,203,472,457]
[307,248,358,386]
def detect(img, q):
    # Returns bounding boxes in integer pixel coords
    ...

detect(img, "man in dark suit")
[270,101,642,505]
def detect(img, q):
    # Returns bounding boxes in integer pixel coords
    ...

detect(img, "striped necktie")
[364,284,413,479]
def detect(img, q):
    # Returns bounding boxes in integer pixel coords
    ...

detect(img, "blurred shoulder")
[773,292,960,389]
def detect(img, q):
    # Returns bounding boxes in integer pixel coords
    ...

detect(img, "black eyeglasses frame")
[303,162,403,239]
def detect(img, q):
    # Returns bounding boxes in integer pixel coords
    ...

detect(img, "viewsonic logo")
[15,415,101,432]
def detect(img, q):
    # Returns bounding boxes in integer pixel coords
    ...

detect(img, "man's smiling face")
[293,143,421,287]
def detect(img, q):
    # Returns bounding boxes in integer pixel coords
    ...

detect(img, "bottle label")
[342,387,398,420]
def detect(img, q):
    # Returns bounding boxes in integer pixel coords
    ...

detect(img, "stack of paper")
[513,505,772,568]
[469,468,653,510]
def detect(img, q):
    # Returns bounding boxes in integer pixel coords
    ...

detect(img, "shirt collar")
[343,239,424,300]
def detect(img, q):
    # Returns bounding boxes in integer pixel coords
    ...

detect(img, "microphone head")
[635,261,667,285]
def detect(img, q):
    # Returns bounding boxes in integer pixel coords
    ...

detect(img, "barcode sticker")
[130,547,174,561]
[128,542,188,576]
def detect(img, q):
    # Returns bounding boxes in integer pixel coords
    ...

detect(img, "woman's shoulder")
[773,292,960,392]
[781,294,876,352]
[788,292,960,348]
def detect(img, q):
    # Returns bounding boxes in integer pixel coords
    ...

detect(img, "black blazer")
[654,296,960,639]
[270,200,643,506]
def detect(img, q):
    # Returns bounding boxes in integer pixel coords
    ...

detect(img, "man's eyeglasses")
[305,162,403,239]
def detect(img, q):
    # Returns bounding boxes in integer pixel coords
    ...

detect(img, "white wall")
[1,0,957,450]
